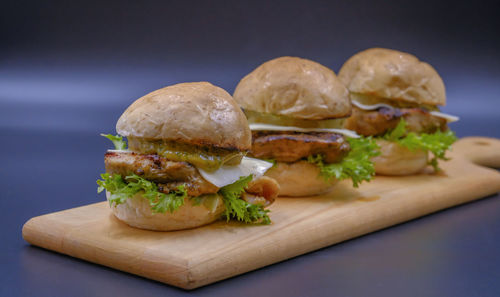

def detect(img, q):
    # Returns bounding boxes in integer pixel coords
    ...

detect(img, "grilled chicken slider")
[233,57,378,197]
[338,48,458,175]
[97,82,279,231]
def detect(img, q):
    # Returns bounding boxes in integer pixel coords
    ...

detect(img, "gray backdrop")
[1,0,499,135]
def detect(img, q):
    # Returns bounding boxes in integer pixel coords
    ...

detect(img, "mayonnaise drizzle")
[249,123,360,138]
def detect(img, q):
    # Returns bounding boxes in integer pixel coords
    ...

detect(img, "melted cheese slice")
[351,100,459,123]
[428,111,460,123]
[249,123,360,138]
[107,149,130,153]
[198,157,273,188]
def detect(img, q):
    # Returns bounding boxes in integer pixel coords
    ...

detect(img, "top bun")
[233,56,351,120]
[116,82,251,151]
[338,48,446,106]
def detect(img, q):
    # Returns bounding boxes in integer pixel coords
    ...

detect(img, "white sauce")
[249,123,360,138]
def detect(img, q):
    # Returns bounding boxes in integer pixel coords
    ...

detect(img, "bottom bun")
[106,191,225,231]
[264,160,337,197]
[373,139,428,175]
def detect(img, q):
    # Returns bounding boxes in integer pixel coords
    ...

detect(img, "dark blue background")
[1,1,500,296]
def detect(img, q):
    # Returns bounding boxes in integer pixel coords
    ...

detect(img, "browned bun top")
[338,48,446,106]
[233,56,351,120]
[116,82,251,151]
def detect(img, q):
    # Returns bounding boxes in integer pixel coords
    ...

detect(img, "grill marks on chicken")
[104,151,278,203]
[344,106,447,137]
[105,151,219,196]
[105,151,194,182]
[251,131,350,163]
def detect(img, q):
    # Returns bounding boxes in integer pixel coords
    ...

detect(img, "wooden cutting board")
[22,137,500,289]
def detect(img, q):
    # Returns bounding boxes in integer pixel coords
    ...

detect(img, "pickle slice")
[244,110,346,128]
[128,137,244,172]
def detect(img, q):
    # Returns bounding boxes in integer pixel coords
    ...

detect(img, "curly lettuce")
[97,173,270,224]
[382,119,457,171]
[219,175,271,224]
[101,134,127,150]
[97,173,187,213]
[307,136,380,188]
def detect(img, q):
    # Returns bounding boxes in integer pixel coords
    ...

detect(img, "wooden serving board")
[22,137,500,289]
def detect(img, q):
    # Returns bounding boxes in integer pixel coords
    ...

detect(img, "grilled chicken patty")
[104,151,278,203]
[251,131,350,163]
[344,106,447,137]
[105,151,218,196]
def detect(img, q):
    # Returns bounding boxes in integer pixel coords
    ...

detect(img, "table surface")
[1,113,500,297]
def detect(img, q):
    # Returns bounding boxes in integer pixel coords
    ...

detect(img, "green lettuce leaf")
[382,119,457,171]
[383,118,407,141]
[97,173,187,213]
[307,136,380,188]
[219,175,271,224]
[101,134,127,150]
[97,173,270,224]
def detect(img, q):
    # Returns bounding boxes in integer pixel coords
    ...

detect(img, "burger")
[233,57,379,197]
[338,48,458,175]
[97,82,279,231]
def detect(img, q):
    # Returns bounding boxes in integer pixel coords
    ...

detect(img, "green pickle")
[190,193,223,211]
[200,193,222,212]
[243,109,346,128]
[128,137,244,172]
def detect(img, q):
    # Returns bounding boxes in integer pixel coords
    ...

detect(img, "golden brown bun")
[338,48,446,106]
[373,139,428,175]
[264,161,337,197]
[234,56,351,120]
[116,82,251,151]
[106,191,225,231]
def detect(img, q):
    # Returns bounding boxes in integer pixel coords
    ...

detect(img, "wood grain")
[22,137,500,289]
